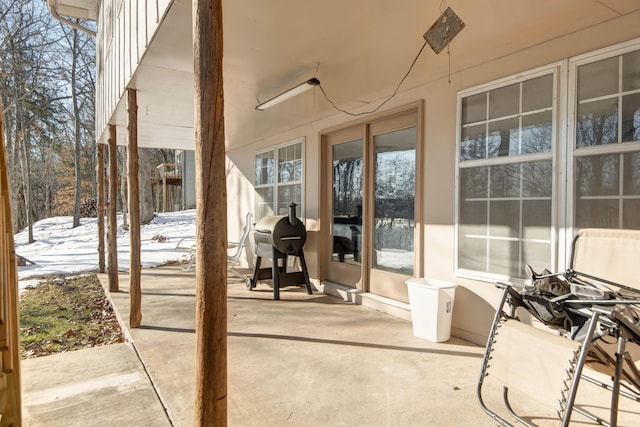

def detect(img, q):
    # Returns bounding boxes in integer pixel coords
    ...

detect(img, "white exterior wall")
[95,0,172,143]
[226,12,640,345]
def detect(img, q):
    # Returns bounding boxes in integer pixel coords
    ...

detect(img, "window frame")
[455,62,563,283]
[254,137,305,220]
[567,39,640,243]
[455,37,640,283]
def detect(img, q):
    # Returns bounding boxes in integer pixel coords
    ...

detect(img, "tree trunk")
[72,27,82,228]
[139,148,155,224]
[18,105,33,243]
[107,125,119,292]
[127,89,142,328]
[3,111,22,234]
[120,147,128,229]
[10,112,25,233]
[44,148,54,217]
[193,0,227,424]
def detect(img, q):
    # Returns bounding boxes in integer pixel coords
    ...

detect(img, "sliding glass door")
[323,108,421,302]
[325,127,365,289]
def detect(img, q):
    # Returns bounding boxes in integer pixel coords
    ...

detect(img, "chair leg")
[477,285,513,427]
[609,335,626,427]
[182,252,195,271]
[561,312,601,427]
[503,387,535,427]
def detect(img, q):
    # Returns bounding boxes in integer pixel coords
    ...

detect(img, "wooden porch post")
[193,0,227,424]
[127,88,142,328]
[107,125,119,292]
[96,143,105,273]
[0,99,21,426]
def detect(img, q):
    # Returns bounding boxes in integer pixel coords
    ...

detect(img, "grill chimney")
[288,202,297,226]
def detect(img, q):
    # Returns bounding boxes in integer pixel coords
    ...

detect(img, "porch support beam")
[0,99,22,426]
[193,0,227,424]
[127,88,142,328]
[96,142,105,273]
[107,125,119,292]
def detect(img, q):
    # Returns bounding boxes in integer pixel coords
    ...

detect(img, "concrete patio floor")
[21,265,640,426]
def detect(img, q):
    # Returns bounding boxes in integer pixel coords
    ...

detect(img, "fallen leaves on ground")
[19,273,125,358]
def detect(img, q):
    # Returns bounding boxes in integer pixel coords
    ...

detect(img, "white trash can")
[405,278,457,342]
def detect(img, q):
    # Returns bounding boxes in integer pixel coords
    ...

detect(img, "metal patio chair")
[227,212,252,286]
[477,228,640,426]
[175,212,252,279]
[175,236,196,271]
[563,228,640,426]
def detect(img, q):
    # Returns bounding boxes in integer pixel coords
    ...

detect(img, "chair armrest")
[228,241,247,249]
[176,237,196,252]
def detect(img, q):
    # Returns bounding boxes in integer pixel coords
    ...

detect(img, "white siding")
[96,0,173,142]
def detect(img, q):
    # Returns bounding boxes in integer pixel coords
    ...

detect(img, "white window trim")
[254,148,275,218]
[255,137,306,220]
[455,37,640,284]
[566,38,640,256]
[454,62,563,284]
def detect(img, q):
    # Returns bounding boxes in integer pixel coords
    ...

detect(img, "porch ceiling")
[116,0,640,151]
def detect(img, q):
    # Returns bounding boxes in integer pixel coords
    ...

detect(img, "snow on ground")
[15,209,416,292]
[15,210,196,291]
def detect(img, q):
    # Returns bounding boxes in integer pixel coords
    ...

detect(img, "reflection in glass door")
[368,126,417,302]
[372,128,416,275]
[332,140,364,265]
[325,134,365,289]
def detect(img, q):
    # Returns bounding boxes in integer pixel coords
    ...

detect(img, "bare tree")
[0,0,65,237]
[70,26,83,227]
[57,17,95,227]
[1,0,96,236]
[67,31,98,211]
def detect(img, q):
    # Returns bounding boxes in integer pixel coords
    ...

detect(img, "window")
[457,70,556,278]
[255,138,304,219]
[456,39,640,281]
[571,47,640,230]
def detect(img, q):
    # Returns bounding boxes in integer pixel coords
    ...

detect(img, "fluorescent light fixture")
[256,78,320,111]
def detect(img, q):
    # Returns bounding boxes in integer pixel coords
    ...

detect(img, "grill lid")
[254,203,306,254]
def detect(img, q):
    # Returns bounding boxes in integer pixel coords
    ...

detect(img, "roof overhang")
[47,0,97,37]
[102,0,640,151]
[47,0,98,21]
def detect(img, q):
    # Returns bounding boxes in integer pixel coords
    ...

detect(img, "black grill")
[249,203,313,300]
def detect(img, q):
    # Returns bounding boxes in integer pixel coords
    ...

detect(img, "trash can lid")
[405,278,457,289]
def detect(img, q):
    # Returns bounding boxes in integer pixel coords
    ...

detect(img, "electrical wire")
[318,40,428,117]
